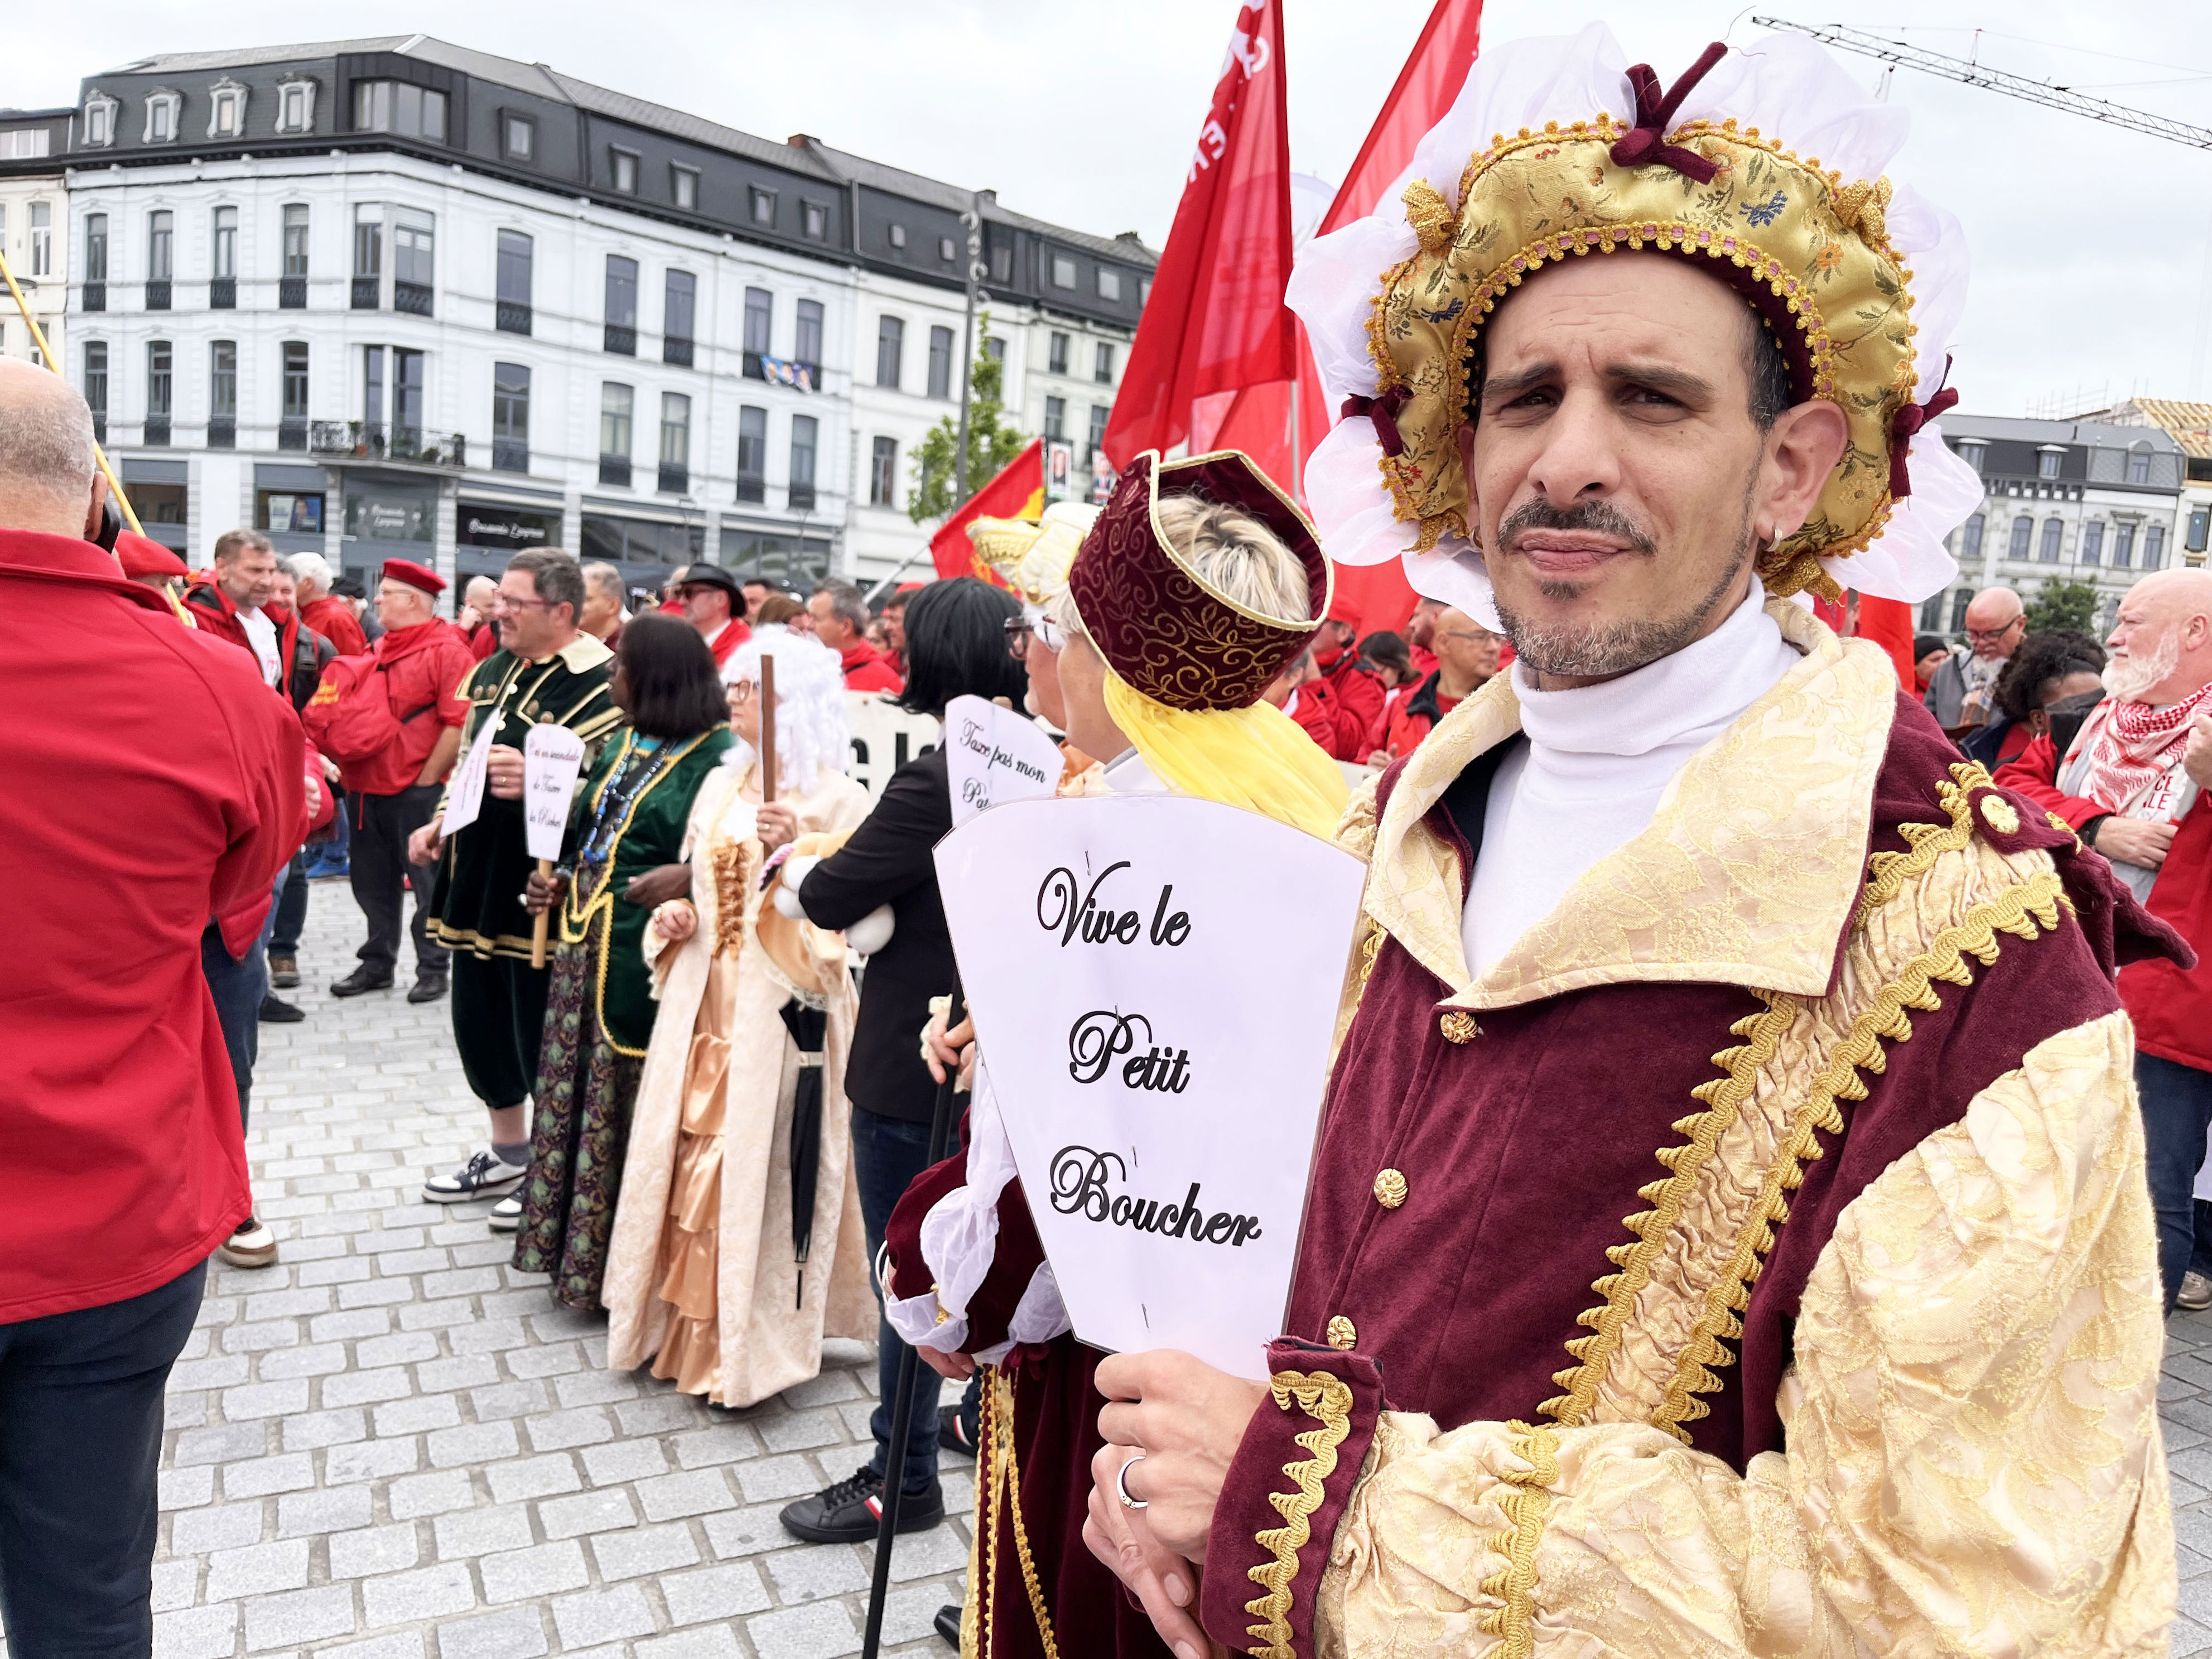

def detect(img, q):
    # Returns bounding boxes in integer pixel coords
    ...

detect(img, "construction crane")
[1754,18,2212,150]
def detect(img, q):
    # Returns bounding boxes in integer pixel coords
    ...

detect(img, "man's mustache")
[1496,499,1657,559]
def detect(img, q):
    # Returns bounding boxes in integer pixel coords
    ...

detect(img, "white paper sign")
[943,695,1066,827]
[845,692,941,797]
[935,794,1366,1379]
[522,724,587,862]
[439,712,499,837]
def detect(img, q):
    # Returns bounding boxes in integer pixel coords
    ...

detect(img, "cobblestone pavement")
[133,879,967,1659]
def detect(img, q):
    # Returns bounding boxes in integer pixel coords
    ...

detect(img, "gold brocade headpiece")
[967,503,1099,612]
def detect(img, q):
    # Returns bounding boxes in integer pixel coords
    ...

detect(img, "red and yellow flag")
[929,438,1046,583]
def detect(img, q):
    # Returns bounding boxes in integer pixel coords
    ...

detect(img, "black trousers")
[451,951,552,1112]
[349,784,448,979]
[0,1260,208,1659]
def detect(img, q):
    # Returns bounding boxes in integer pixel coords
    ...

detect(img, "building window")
[146,210,172,310]
[208,79,247,139]
[888,223,907,251]
[743,287,772,378]
[1050,253,1077,289]
[2036,448,2061,480]
[2006,514,2031,561]
[1044,396,1066,442]
[209,340,237,448]
[364,345,383,435]
[2038,518,2062,563]
[1098,267,1122,302]
[1048,332,1068,375]
[604,255,638,354]
[749,186,774,226]
[1095,342,1115,384]
[276,77,316,134]
[2191,509,2210,554]
[1954,440,1987,470]
[281,204,309,308]
[876,316,903,389]
[1949,588,1972,632]
[611,148,639,195]
[2128,445,2153,485]
[802,200,828,240]
[211,205,237,278]
[939,235,956,263]
[503,113,534,162]
[495,229,532,334]
[393,210,433,316]
[735,406,767,504]
[990,242,1011,283]
[599,383,633,485]
[492,363,530,472]
[83,213,107,310]
[985,335,1005,361]
[84,340,108,440]
[30,201,51,277]
[145,340,172,446]
[83,93,117,148]
[794,300,823,379]
[2146,523,2168,571]
[1087,404,1109,462]
[869,436,898,507]
[1958,512,1983,562]
[664,271,696,366]
[928,325,955,401]
[789,414,818,511]
[671,165,700,212]
[2082,520,2104,565]
[143,90,181,145]
[2114,523,2136,567]
[279,341,309,450]
[351,205,381,309]
[352,81,447,141]
[659,393,692,493]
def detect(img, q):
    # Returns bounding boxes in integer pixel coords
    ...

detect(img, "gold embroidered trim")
[974,1366,1059,1659]
[1650,864,2071,1439]
[1476,1420,1559,1659]
[709,835,755,960]
[1243,1369,1356,1659]
[1539,995,1796,1426]
[1854,761,1992,926]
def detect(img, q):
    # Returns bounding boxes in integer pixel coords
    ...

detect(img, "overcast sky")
[5,1,2206,417]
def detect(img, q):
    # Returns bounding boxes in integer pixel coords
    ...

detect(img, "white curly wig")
[721,629,850,794]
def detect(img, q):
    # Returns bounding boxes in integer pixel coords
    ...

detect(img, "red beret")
[115,531,187,580]
[380,558,446,596]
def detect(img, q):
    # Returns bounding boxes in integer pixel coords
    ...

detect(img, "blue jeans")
[2135,1052,2212,1310]
[200,866,282,1134]
[849,1107,944,1496]
[0,1260,208,1659]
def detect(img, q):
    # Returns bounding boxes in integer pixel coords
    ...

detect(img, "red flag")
[927,438,1045,582]
[1102,3,1294,467]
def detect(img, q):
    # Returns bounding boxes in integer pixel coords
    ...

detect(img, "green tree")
[907,312,1031,524]
[2025,578,2099,636]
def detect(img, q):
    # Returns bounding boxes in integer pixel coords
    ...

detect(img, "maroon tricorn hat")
[1066,449,1332,712]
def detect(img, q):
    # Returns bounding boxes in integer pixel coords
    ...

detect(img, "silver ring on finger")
[1115,1451,1149,1511]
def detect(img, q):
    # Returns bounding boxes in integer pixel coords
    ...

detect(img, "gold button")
[1439,1010,1480,1044]
[1326,1315,1357,1350]
[1978,793,2020,835]
[1373,1169,1407,1209]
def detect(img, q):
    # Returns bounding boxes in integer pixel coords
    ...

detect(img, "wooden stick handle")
[759,653,778,806]
[531,858,553,968]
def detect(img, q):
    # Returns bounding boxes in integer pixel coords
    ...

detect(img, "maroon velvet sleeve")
[1200,1340,1384,1659]
[881,1156,1050,1357]
[883,1151,967,1303]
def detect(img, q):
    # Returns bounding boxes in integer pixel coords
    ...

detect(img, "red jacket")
[1378,669,1466,761]
[183,577,255,661]
[468,621,500,663]
[301,592,368,657]
[1282,679,1340,754]
[705,618,751,671]
[840,637,904,695]
[324,620,473,798]
[1,529,303,1321]
[1996,732,2212,1072]
[1315,649,1385,761]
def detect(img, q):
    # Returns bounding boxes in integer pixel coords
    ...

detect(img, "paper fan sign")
[934,794,1366,1378]
[942,695,1066,827]
[522,724,587,860]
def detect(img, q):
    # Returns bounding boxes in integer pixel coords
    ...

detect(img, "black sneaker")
[331,966,396,997]
[423,1149,529,1204]
[778,1464,942,1544]
[407,972,450,1004]
[258,992,306,1024]
[938,1402,976,1459]
[933,1604,961,1648]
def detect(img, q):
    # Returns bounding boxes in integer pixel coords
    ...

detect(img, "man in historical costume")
[1074,31,2183,1659]
[412,550,624,1231]
[878,451,1351,1656]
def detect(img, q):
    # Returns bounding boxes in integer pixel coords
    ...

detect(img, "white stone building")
[0,108,71,371]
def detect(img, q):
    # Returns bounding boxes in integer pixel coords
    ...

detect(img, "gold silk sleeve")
[1313,1009,2174,1658]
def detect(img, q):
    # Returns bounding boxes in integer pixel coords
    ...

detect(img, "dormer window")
[208,79,248,139]
[1097,267,1122,301]
[83,91,117,147]
[889,223,907,251]
[749,186,774,226]
[276,76,317,134]
[142,89,182,145]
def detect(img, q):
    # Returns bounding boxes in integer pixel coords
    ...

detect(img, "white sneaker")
[423,1150,528,1204]
[2180,1270,2212,1312]
[488,1194,523,1234]
[218,1217,278,1269]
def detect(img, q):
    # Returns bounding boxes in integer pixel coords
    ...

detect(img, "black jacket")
[798,746,954,1125]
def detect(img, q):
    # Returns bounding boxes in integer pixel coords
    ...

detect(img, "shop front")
[719,519,835,595]
[122,458,189,556]
[456,500,562,585]
[339,474,440,594]
[254,463,331,562]
[579,510,703,603]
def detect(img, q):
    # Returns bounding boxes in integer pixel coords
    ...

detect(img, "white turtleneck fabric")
[1463,583,1804,980]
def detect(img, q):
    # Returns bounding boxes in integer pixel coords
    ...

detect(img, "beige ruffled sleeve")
[1312,1009,2174,1658]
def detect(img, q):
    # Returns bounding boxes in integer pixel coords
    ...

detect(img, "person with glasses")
[412,551,625,1228]
[1924,585,2024,731]
[675,563,751,671]
[1372,606,1504,763]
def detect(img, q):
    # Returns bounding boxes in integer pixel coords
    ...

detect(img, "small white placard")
[943,695,1066,827]
[440,712,499,837]
[935,794,1366,1380]
[523,724,587,862]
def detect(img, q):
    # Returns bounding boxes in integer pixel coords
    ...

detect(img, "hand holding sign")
[440,713,499,837]
[943,695,1066,827]
[523,722,588,967]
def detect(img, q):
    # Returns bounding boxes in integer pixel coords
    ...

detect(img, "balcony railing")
[83,283,105,312]
[278,417,308,451]
[308,421,466,467]
[210,277,235,310]
[657,462,689,495]
[208,417,236,449]
[351,277,379,310]
[743,351,765,380]
[91,416,107,443]
[143,416,171,447]
[604,324,635,356]
[146,279,171,310]
[491,438,529,474]
[279,275,306,309]
[394,281,432,317]
[788,484,816,512]
[599,455,632,488]
[497,300,532,335]
[735,474,765,505]
[663,336,694,368]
